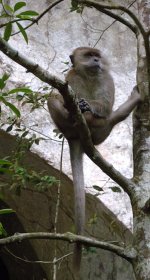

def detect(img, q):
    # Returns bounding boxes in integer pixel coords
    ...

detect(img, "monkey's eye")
[84,52,100,58]
[84,52,94,57]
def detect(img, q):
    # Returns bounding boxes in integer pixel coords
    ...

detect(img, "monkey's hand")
[79,98,92,113]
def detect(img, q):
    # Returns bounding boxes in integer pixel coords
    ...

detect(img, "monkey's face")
[71,47,108,75]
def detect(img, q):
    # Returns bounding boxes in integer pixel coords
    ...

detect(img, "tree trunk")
[132,1,150,279]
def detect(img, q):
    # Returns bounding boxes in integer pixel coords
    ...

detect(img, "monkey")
[47,47,141,273]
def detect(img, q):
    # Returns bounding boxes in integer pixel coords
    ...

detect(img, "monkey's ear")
[69,54,74,65]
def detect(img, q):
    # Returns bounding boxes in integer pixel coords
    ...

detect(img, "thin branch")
[32,0,64,24]
[93,0,138,46]
[0,232,137,261]
[95,7,137,35]
[4,247,72,264]
[78,0,145,35]
[0,19,33,29]
[53,138,64,280]
[21,124,63,143]
[0,37,136,198]
[12,0,64,36]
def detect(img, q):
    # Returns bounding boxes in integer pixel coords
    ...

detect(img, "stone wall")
[0,130,135,279]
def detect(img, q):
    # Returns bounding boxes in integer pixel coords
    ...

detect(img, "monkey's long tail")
[69,139,85,273]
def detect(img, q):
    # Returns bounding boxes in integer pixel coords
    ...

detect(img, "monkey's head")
[70,47,109,75]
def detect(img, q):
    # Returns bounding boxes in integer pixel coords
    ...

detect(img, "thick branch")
[78,0,145,36]
[0,37,136,198]
[0,37,66,91]
[0,232,137,261]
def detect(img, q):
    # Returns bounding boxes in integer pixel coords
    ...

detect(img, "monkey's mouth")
[86,65,102,73]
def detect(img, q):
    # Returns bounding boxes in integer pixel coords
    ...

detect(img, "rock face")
[1,0,136,228]
[0,0,137,278]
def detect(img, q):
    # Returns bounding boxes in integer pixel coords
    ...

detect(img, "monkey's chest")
[75,83,98,99]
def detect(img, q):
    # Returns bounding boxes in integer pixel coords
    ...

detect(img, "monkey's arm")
[109,87,141,126]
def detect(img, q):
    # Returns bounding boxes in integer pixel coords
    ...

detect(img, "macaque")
[47,47,141,273]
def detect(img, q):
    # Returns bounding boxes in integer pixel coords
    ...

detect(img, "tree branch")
[0,37,66,90]
[0,19,33,29]
[0,232,137,261]
[92,0,138,46]
[94,7,137,35]
[77,0,145,36]
[4,247,72,264]
[0,37,136,198]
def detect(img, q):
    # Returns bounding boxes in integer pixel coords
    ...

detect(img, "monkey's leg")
[110,87,141,126]
[47,96,78,139]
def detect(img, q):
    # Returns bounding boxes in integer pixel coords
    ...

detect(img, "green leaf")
[0,79,5,90]
[0,209,15,215]
[14,1,26,12]
[0,73,9,89]
[85,247,97,254]
[0,222,7,236]
[0,159,11,165]
[21,130,29,138]
[110,186,122,193]
[16,10,39,17]
[16,15,33,20]
[0,159,12,174]
[8,87,32,94]
[93,185,104,192]
[0,14,10,18]
[16,22,28,43]
[4,4,14,13]
[0,96,21,117]
[2,73,10,82]
[6,124,13,132]
[3,22,12,41]
[6,102,21,117]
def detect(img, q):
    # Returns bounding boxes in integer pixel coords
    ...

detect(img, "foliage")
[0,222,7,236]
[0,208,15,237]
[0,208,14,215]
[9,164,59,194]
[0,155,59,193]
[0,133,59,193]
[0,73,21,117]
[88,213,98,226]
[0,69,58,195]
[0,73,49,134]
[110,186,122,193]
[70,0,84,13]
[16,88,50,111]
[0,0,39,43]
